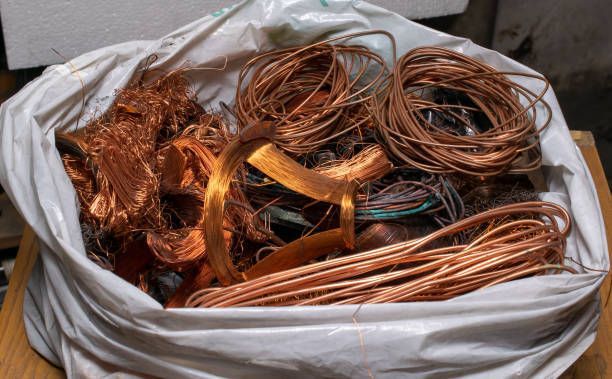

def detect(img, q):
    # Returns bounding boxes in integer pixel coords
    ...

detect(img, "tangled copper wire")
[314,144,392,182]
[55,32,575,309]
[57,70,267,298]
[235,31,395,155]
[186,201,574,307]
[375,47,552,176]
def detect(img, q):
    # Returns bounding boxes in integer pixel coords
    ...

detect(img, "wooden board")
[0,227,63,378]
[560,131,612,379]
[0,130,609,378]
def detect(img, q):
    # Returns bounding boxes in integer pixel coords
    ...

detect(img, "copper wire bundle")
[244,140,392,208]
[55,34,575,309]
[186,201,574,307]
[57,70,265,281]
[235,31,395,155]
[202,136,361,285]
[314,144,393,182]
[355,172,463,226]
[76,70,204,234]
[375,47,552,176]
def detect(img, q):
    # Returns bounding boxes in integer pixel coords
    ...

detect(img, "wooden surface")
[560,131,612,379]
[0,227,64,378]
[0,130,609,378]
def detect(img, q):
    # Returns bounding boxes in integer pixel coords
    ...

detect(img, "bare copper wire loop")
[235,30,396,155]
[374,46,552,176]
[204,135,361,285]
[187,201,574,307]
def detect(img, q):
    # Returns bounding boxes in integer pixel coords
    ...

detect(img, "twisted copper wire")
[235,31,395,155]
[375,47,552,176]
[314,144,393,182]
[203,136,361,285]
[58,70,262,275]
[186,201,574,307]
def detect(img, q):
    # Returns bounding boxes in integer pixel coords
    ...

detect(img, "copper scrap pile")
[56,32,575,308]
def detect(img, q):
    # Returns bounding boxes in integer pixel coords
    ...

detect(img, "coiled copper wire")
[56,40,576,309]
[375,47,552,176]
[186,201,574,307]
[203,135,361,285]
[235,31,395,155]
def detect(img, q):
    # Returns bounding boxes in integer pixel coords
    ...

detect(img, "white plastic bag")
[0,1,608,377]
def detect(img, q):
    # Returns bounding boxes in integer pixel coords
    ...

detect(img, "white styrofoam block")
[0,0,467,69]
[369,0,468,20]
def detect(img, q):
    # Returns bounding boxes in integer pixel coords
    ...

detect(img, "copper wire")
[375,46,552,176]
[203,135,360,285]
[355,173,464,225]
[235,31,396,155]
[56,39,577,309]
[314,144,393,182]
[57,70,263,276]
[186,201,574,307]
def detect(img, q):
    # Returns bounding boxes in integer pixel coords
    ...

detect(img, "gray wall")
[420,0,612,182]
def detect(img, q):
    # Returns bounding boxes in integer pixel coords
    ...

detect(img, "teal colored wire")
[356,198,434,220]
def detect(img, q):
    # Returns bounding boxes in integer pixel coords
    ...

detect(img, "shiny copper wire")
[203,136,361,285]
[235,31,396,155]
[58,70,264,274]
[313,144,393,182]
[186,201,574,307]
[57,41,576,309]
[375,46,552,176]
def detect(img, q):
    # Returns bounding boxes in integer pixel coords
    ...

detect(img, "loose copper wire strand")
[187,201,574,307]
[375,46,552,176]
